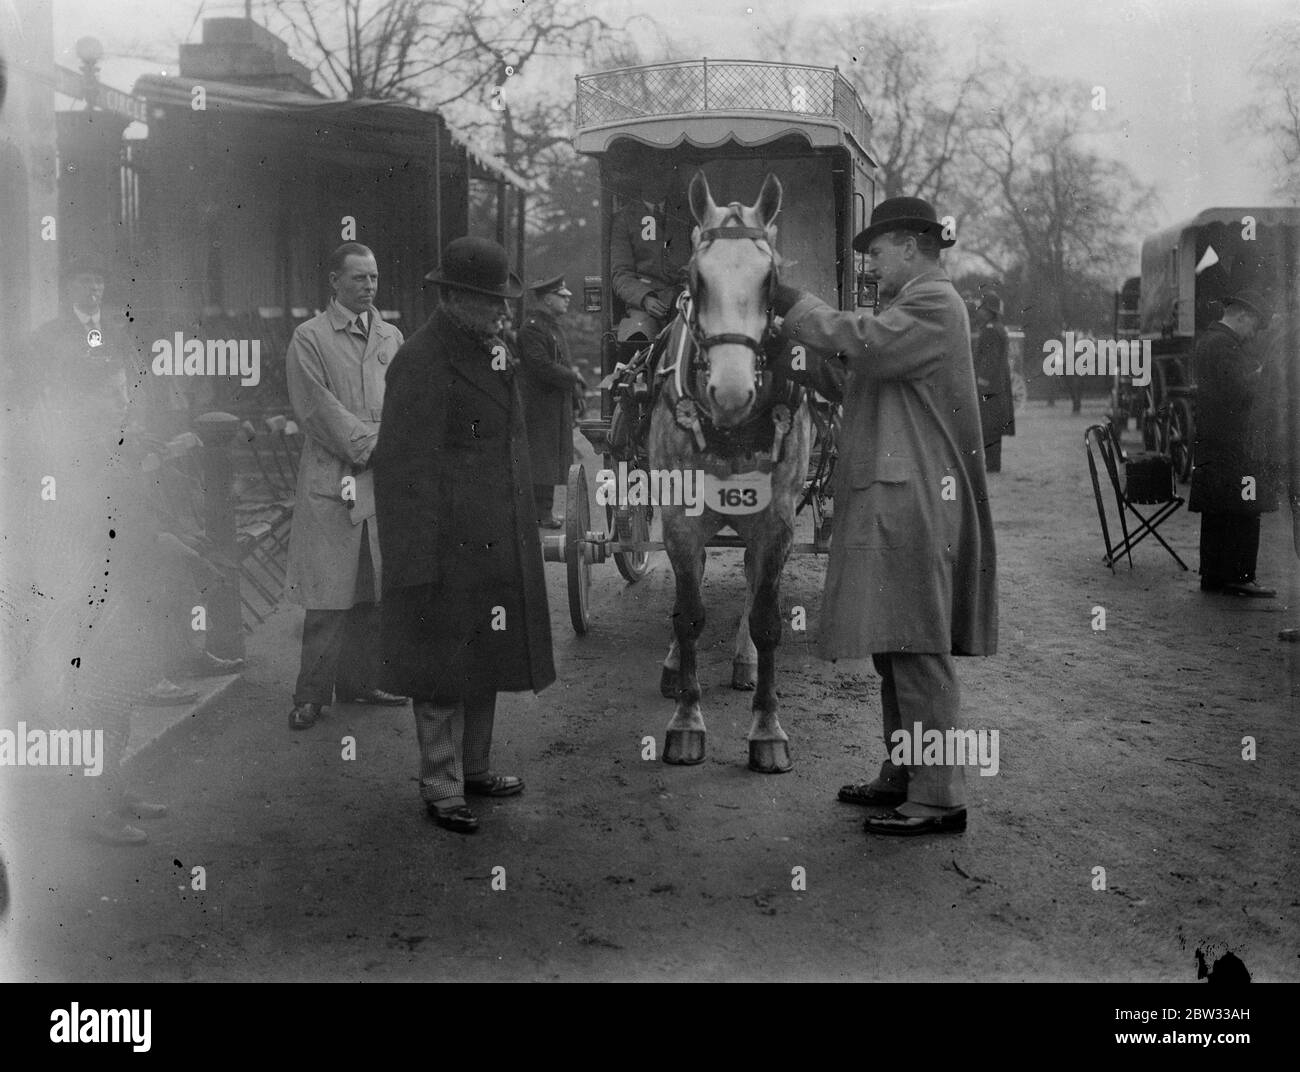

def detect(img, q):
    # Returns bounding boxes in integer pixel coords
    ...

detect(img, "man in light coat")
[285,242,407,730]
[773,196,998,836]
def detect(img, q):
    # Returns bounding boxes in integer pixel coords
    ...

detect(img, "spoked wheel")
[1167,397,1194,483]
[565,462,592,635]
[613,502,652,582]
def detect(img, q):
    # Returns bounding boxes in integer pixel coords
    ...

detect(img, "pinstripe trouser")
[871,652,967,809]
[411,691,496,805]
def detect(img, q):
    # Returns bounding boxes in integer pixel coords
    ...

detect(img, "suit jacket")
[781,267,998,657]
[285,300,403,608]
[609,199,692,311]
[973,318,1015,444]
[517,305,576,485]
[372,307,555,693]
[1190,321,1276,515]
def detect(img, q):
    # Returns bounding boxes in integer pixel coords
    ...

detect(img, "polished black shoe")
[863,808,967,837]
[465,774,524,798]
[337,689,408,706]
[288,702,323,730]
[1222,580,1276,598]
[428,803,479,834]
[837,782,907,807]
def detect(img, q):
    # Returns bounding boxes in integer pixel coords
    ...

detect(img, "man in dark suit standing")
[972,292,1015,472]
[1190,291,1277,597]
[372,238,556,834]
[518,275,585,527]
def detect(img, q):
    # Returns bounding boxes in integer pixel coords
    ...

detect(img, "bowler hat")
[853,196,954,253]
[529,274,571,297]
[425,236,523,298]
[1224,288,1270,320]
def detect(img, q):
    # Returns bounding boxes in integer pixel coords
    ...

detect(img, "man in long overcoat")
[972,292,1015,472]
[372,237,556,834]
[774,196,997,837]
[1189,290,1277,596]
[285,242,407,730]
[518,275,585,527]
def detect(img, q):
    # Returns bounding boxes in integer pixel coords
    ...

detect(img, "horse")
[649,171,813,773]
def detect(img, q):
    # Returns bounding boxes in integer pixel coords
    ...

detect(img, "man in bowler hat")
[372,237,556,834]
[1190,289,1277,597]
[771,197,998,836]
[518,275,587,527]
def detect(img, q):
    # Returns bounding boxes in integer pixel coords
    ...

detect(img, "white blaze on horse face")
[696,234,769,425]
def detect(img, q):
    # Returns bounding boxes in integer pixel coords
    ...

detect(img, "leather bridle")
[685,223,778,390]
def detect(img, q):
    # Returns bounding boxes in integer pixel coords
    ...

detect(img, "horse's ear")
[689,170,714,225]
[756,173,783,227]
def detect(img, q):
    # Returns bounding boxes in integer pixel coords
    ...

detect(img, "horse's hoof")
[659,666,679,699]
[664,729,706,765]
[748,739,792,774]
[731,661,757,691]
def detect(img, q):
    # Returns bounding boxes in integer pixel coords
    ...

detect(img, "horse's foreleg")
[664,528,707,766]
[732,548,758,690]
[746,535,793,774]
[660,638,681,699]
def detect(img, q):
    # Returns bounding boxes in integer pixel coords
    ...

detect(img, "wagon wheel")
[1167,397,1194,484]
[613,501,652,582]
[565,462,592,635]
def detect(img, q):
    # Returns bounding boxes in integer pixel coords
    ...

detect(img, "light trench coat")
[782,266,998,657]
[285,300,403,609]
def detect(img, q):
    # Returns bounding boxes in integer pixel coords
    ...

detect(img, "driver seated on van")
[610,170,691,341]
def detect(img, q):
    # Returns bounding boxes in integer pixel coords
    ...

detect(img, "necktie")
[355,313,368,338]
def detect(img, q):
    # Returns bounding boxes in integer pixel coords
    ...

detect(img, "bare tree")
[964,66,1157,339]
[1242,21,1300,204]
[266,0,611,113]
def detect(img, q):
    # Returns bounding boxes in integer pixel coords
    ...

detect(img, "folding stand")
[1085,424,1189,571]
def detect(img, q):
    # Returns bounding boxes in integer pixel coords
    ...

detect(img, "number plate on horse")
[702,471,772,515]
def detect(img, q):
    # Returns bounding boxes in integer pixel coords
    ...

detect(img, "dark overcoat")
[517,306,576,485]
[781,267,998,658]
[1189,321,1277,515]
[973,318,1015,445]
[371,307,555,698]
[609,200,692,311]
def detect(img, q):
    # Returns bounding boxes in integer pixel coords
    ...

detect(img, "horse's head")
[686,171,782,428]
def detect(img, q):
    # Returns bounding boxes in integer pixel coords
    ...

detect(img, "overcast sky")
[47,0,1300,249]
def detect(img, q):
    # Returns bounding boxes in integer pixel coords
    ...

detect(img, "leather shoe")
[428,803,479,834]
[86,817,148,846]
[863,808,967,836]
[118,794,168,820]
[1221,580,1276,598]
[337,689,408,706]
[837,782,906,807]
[191,651,245,676]
[465,774,524,797]
[288,702,323,730]
[1279,627,1300,642]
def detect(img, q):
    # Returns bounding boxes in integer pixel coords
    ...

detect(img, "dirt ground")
[2,398,1296,982]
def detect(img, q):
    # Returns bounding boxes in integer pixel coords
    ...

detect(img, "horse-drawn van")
[543,59,879,771]
[1109,207,1300,481]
